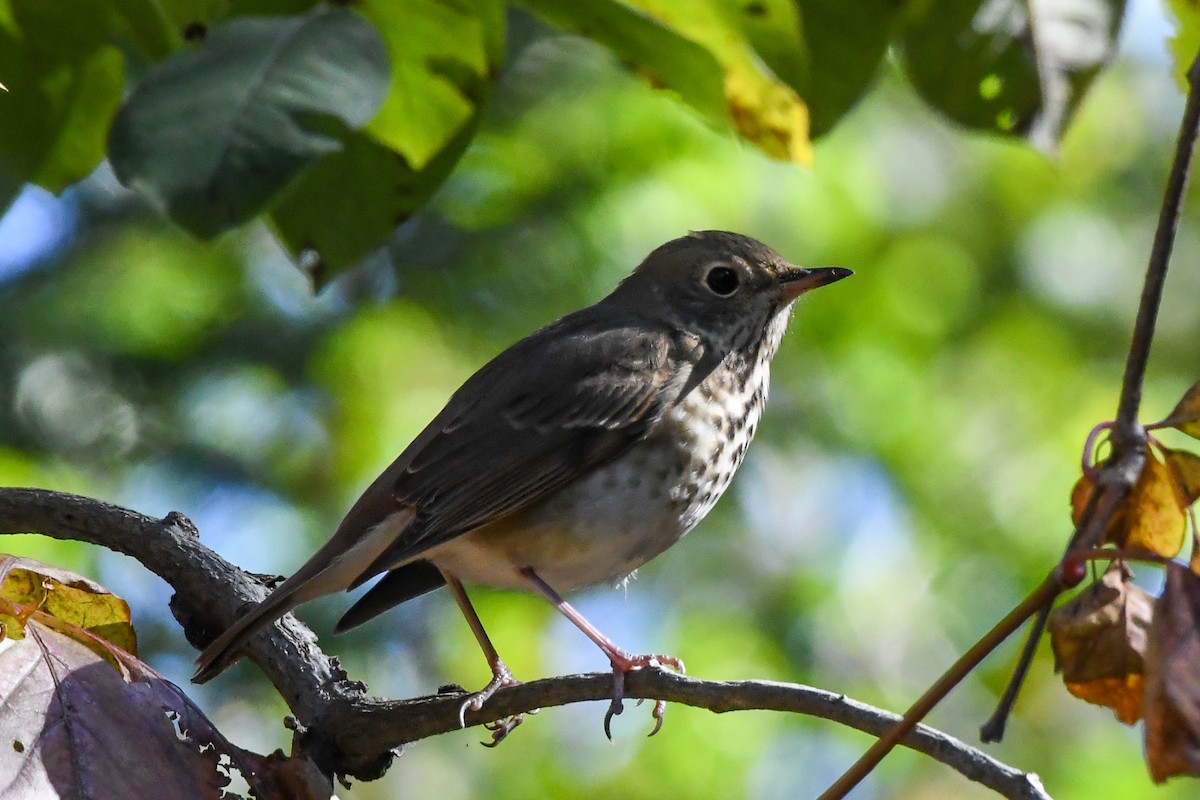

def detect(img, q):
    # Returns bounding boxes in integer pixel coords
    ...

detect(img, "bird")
[193,230,850,741]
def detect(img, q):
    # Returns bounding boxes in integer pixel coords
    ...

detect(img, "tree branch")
[1112,49,1200,450]
[0,487,1048,799]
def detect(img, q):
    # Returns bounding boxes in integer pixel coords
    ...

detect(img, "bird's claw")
[481,713,525,746]
[457,662,530,745]
[602,652,685,740]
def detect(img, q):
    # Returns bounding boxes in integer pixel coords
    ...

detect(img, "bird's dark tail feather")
[193,507,419,683]
[335,560,446,633]
[192,579,311,684]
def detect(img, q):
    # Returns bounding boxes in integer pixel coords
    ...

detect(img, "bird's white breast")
[427,349,772,592]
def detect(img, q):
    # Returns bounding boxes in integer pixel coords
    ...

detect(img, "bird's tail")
[192,573,322,683]
[192,507,416,683]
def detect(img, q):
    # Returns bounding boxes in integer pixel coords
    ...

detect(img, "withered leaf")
[1191,527,1200,577]
[1156,380,1200,440]
[1145,563,1200,782]
[1049,565,1153,724]
[0,555,137,659]
[1124,453,1188,558]
[1162,447,1200,507]
[1070,473,1130,544]
[1070,473,1095,526]
[0,617,300,800]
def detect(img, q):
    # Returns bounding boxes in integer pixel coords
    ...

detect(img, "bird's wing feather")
[343,310,696,586]
[193,309,699,681]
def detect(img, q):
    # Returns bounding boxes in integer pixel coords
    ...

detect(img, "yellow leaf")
[43,579,138,655]
[1156,379,1200,440]
[0,564,49,641]
[1125,452,1188,558]
[1070,472,1130,544]
[0,555,137,656]
[1163,447,1200,506]
[628,0,812,163]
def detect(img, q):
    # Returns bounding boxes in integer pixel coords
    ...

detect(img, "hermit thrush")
[194,231,850,740]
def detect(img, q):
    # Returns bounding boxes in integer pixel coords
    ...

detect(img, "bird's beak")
[776,266,853,301]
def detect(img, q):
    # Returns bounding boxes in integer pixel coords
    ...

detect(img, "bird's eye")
[704,266,739,296]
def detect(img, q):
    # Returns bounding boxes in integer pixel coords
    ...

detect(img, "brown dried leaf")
[1049,566,1153,724]
[0,555,137,655]
[1070,473,1130,545]
[1145,563,1200,782]
[0,592,303,799]
[1191,519,1200,575]
[1125,453,1188,558]
[1075,472,1128,534]
[1070,473,1095,526]
[1157,380,1200,440]
[1163,447,1200,507]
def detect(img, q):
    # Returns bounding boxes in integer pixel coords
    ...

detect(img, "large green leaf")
[266,0,502,280]
[901,0,1041,138]
[362,0,503,170]
[269,125,477,285]
[901,0,1125,150]
[0,2,128,191]
[790,0,901,136]
[1169,0,1200,88]
[518,0,726,123]
[108,5,390,238]
[0,165,19,217]
[523,0,811,163]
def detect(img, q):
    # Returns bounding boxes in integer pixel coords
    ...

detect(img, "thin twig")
[816,569,1067,800]
[979,601,1052,743]
[974,45,1200,746]
[0,486,1048,798]
[1112,49,1200,447]
[981,473,1120,739]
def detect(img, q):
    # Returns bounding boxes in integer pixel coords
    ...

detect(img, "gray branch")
[0,487,1050,800]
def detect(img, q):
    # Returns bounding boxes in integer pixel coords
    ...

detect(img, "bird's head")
[609,230,851,357]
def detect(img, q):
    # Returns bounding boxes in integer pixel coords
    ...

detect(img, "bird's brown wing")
[345,311,698,586]
[194,309,696,682]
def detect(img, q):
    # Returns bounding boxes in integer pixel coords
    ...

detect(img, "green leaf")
[104,0,185,60]
[518,0,727,123]
[10,0,181,63]
[901,0,1041,137]
[901,0,1125,150]
[523,0,812,163]
[0,4,127,191]
[361,0,503,170]
[266,0,501,280]
[108,5,390,238]
[1168,0,1200,90]
[270,126,475,284]
[789,0,900,136]
[0,165,19,217]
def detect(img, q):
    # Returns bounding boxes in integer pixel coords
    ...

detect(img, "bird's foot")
[602,651,685,740]
[457,662,536,746]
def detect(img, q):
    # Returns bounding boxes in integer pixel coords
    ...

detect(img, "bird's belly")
[426,372,764,592]
[427,446,691,590]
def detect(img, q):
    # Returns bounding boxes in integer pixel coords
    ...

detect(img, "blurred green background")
[2,2,1199,798]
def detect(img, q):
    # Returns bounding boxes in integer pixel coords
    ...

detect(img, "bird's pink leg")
[519,567,684,739]
[444,574,529,745]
